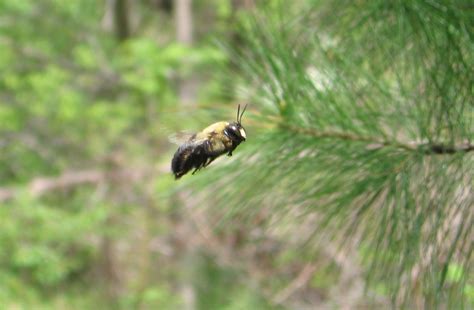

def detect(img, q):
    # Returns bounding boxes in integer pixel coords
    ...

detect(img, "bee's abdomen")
[171,143,209,179]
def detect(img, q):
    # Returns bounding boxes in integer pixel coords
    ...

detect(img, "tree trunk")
[114,0,130,41]
[175,0,193,45]
[174,0,197,107]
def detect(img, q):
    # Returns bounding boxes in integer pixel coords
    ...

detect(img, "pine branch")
[199,1,474,306]
[283,125,474,155]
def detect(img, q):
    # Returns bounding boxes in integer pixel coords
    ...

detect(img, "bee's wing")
[168,131,195,145]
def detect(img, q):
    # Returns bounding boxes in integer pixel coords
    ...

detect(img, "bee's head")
[224,104,247,143]
[225,122,246,142]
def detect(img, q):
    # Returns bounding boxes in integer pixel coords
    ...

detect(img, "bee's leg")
[192,164,203,175]
[192,157,208,174]
[203,156,217,167]
[228,145,237,157]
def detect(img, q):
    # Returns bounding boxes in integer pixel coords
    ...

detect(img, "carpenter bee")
[171,104,247,179]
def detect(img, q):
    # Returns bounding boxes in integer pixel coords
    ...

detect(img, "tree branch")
[272,263,318,305]
[0,168,147,203]
[284,125,474,155]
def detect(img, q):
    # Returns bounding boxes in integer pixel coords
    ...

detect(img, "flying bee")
[171,104,248,179]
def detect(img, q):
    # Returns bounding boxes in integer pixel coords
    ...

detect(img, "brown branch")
[423,143,474,154]
[284,125,474,155]
[272,263,318,305]
[29,170,104,197]
[0,168,147,203]
[0,170,100,202]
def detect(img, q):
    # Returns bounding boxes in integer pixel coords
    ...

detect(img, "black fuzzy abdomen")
[171,143,209,179]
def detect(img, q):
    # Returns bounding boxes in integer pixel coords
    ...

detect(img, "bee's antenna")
[239,104,247,124]
[236,104,241,123]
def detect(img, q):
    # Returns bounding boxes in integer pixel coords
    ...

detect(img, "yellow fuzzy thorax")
[194,121,229,139]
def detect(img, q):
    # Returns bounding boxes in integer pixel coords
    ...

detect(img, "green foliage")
[0,191,108,307]
[192,255,275,310]
[0,0,233,308]
[192,1,474,307]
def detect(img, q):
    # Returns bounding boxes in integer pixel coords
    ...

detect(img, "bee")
[171,104,247,179]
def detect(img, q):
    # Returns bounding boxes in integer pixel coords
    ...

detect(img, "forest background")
[0,0,472,309]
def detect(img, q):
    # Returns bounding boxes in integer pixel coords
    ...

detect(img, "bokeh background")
[0,0,472,309]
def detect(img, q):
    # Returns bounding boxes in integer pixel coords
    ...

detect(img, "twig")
[0,168,147,203]
[284,125,474,155]
[272,263,318,305]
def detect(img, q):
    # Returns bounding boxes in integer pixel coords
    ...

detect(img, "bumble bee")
[171,104,247,179]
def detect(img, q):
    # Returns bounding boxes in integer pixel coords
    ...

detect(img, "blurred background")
[0,0,472,309]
